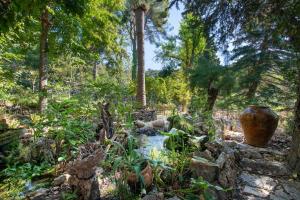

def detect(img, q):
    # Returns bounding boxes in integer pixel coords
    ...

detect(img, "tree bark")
[135,7,146,107]
[93,61,98,80]
[206,87,219,112]
[289,65,300,172]
[132,33,137,80]
[39,8,50,112]
[246,79,259,100]
[129,15,138,81]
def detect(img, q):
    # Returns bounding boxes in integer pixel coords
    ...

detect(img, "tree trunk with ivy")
[39,7,50,112]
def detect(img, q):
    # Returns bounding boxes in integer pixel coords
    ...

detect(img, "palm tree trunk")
[39,7,50,112]
[289,64,300,173]
[129,16,138,81]
[132,34,138,80]
[135,7,146,107]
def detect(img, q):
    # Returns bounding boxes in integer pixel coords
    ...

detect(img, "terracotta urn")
[127,162,153,188]
[239,105,279,147]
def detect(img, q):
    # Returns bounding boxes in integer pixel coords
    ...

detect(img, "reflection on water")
[136,134,169,158]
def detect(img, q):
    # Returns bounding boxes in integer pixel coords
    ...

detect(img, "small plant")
[61,191,78,200]
[109,136,152,196]
[168,114,194,134]
[0,162,53,200]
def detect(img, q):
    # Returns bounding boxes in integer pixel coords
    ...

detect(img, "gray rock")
[28,188,49,200]
[132,109,157,122]
[142,192,164,200]
[239,148,263,159]
[270,188,292,200]
[136,126,158,136]
[239,172,277,191]
[243,185,270,198]
[53,174,66,186]
[240,158,289,176]
[282,182,300,199]
[243,196,265,200]
[195,149,215,161]
[190,157,218,182]
[165,196,181,200]
[218,152,238,188]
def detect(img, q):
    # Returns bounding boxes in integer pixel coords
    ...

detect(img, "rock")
[194,149,214,161]
[243,196,265,200]
[136,126,158,136]
[217,151,238,188]
[28,188,49,200]
[270,188,292,200]
[282,181,300,199]
[142,192,164,200]
[190,157,218,182]
[243,185,270,198]
[135,120,146,128]
[66,144,104,200]
[216,152,227,168]
[205,141,223,158]
[223,130,244,142]
[132,109,157,122]
[239,172,277,191]
[151,119,167,129]
[238,148,263,159]
[240,158,290,176]
[165,196,181,200]
[53,174,66,186]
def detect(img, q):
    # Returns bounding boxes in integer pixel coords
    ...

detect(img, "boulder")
[132,109,157,122]
[53,174,66,186]
[135,120,146,128]
[151,119,169,131]
[136,126,159,136]
[27,188,49,200]
[190,157,219,182]
[217,152,238,188]
[194,149,215,161]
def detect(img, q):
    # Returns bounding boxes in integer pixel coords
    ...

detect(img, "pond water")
[136,134,169,158]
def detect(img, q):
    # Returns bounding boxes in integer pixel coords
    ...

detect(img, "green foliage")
[167,115,194,134]
[0,162,52,200]
[179,13,206,69]
[61,191,78,200]
[31,98,96,160]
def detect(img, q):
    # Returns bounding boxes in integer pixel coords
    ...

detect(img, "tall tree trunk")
[39,8,50,112]
[93,61,98,80]
[246,79,259,100]
[131,34,137,80]
[289,64,300,173]
[129,16,138,81]
[206,87,219,112]
[135,7,146,107]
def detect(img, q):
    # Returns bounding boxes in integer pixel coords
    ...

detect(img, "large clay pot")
[240,105,279,147]
[127,162,153,188]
